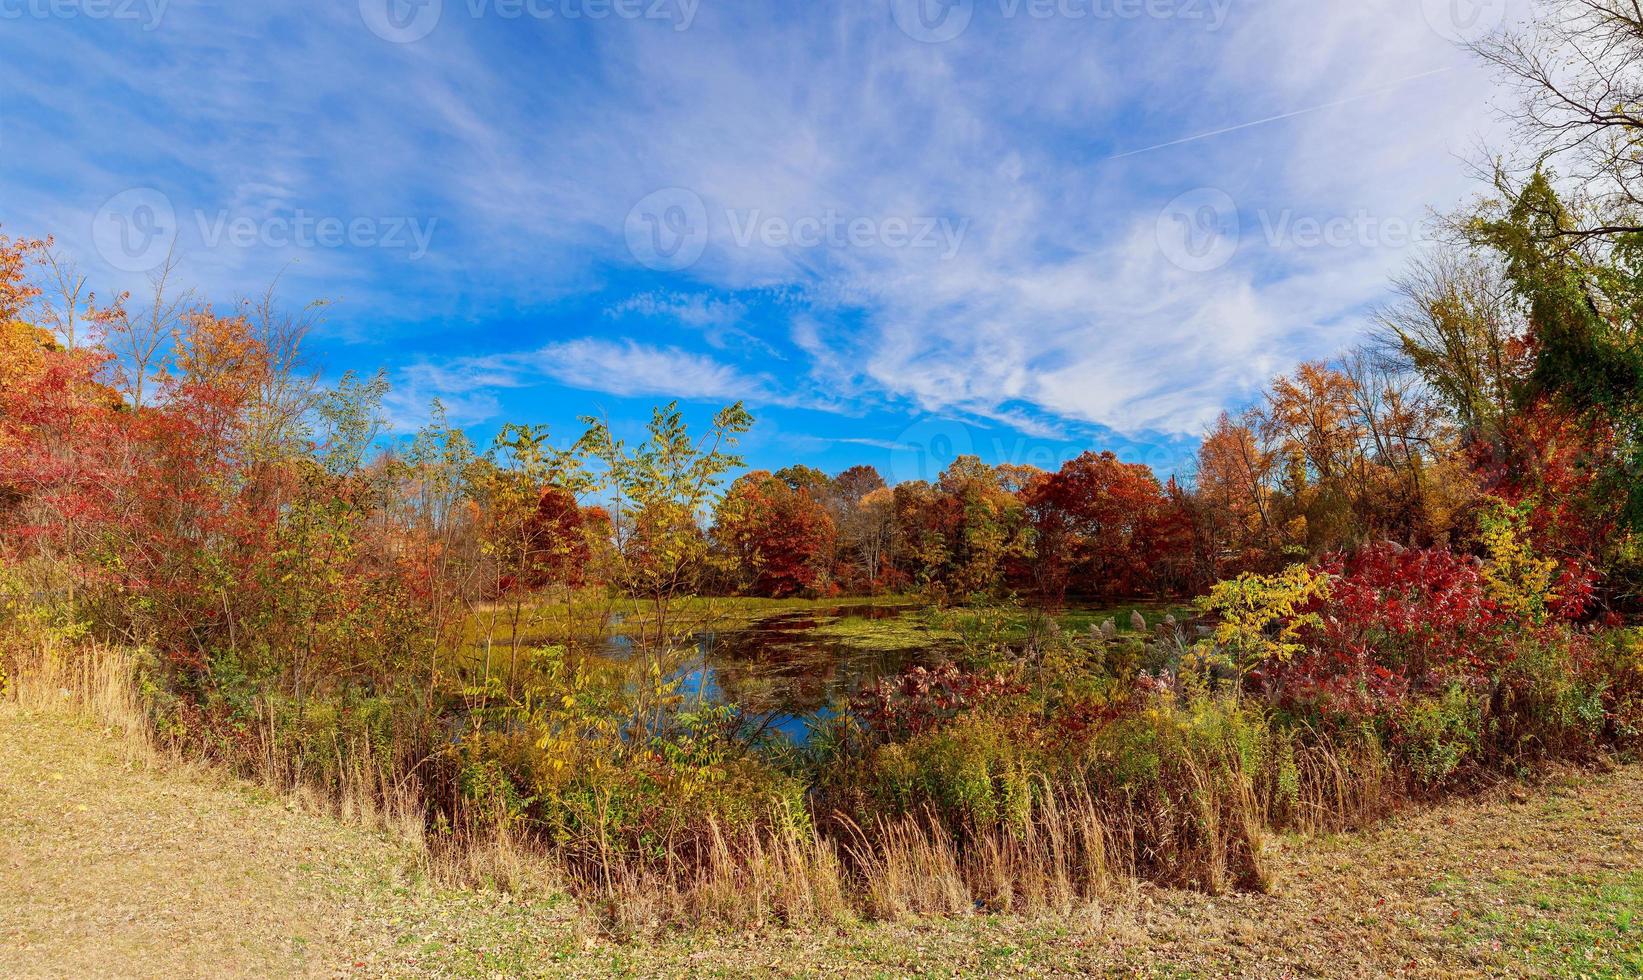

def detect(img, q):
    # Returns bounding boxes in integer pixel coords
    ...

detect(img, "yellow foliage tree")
[1195,563,1333,679]
[1479,498,1562,627]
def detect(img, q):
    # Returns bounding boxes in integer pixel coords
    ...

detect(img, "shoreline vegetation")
[5,677,1641,977]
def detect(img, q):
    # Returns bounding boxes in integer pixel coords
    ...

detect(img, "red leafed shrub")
[1549,561,1599,622]
[1469,398,1625,575]
[1318,544,1509,675]
[851,663,1026,740]
[1264,544,1509,719]
[1048,696,1129,743]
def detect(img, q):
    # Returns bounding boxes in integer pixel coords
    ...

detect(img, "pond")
[651,604,955,745]
[495,597,1189,746]
[663,599,1195,744]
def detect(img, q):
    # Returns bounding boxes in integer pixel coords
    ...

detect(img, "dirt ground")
[2,705,1639,978]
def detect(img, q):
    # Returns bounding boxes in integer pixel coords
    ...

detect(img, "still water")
[657,605,948,745]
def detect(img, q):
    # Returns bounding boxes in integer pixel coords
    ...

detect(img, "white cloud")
[607,292,746,329]
[382,336,832,425]
[0,0,1515,440]
[603,291,780,352]
[528,338,764,401]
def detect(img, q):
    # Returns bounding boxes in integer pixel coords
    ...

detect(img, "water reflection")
[649,605,947,745]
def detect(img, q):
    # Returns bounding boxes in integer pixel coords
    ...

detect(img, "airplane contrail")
[1104,65,1458,160]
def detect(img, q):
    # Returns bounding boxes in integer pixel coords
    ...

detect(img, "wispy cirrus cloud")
[383,338,793,432]
[529,338,765,400]
[0,0,1517,455]
[606,292,746,330]
[603,291,780,353]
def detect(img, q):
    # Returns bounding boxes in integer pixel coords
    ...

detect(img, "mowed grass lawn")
[1,703,1639,979]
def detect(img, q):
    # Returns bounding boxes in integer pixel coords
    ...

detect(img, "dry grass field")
[2,701,1639,979]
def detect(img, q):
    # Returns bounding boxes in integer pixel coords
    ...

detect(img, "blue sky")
[0,0,1518,483]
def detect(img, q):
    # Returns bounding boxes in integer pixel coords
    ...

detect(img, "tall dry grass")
[575,819,855,936]
[840,782,1132,920]
[0,634,570,904]
[1283,733,1394,834]
[246,702,430,847]
[4,637,152,764]
[1,631,1407,937]
[571,785,1133,934]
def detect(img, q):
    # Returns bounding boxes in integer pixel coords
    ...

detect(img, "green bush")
[1485,631,1609,766]
[1592,629,1643,752]
[867,711,1042,831]
[1393,684,1482,787]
